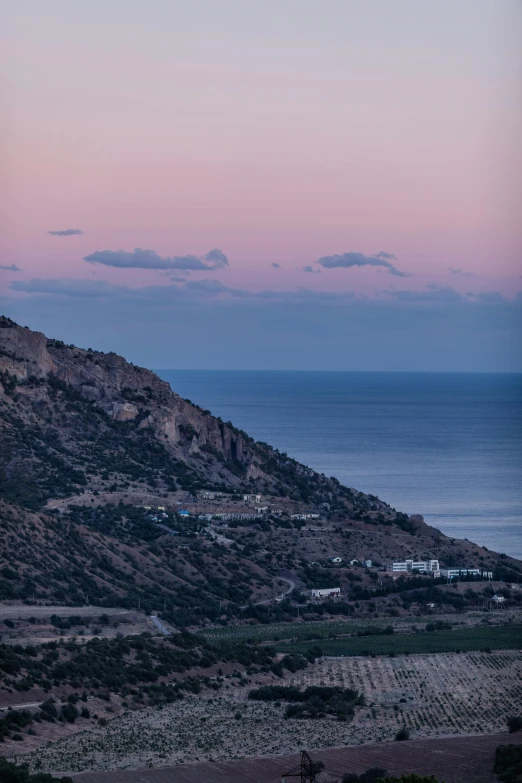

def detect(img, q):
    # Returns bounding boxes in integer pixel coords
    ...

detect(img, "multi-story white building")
[439,568,493,579]
[387,559,440,574]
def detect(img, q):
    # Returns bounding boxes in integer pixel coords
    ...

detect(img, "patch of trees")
[0,631,279,702]
[493,744,522,783]
[248,684,364,720]
[342,770,389,783]
[0,757,73,782]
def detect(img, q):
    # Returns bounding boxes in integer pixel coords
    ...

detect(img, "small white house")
[311,587,341,598]
[365,559,373,568]
[330,556,343,564]
[349,559,359,566]
[492,594,506,603]
[243,494,261,503]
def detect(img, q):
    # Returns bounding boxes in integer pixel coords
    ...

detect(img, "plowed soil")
[70,732,522,783]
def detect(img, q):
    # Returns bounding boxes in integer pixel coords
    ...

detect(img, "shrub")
[395,726,410,741]
[507,716,522,733]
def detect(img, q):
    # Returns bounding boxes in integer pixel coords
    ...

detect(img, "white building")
[387,559,440,574]
[255,506,269,513]
[439,568,493,579]
[311,587,341,598]
[243,494,262,503]
[330,556,343,564]
[365,559,373,568]
[492,594,505,603]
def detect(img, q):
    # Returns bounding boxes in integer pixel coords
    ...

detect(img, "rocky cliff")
[0,316,389,519]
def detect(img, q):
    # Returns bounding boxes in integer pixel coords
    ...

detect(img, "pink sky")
[1,0,521,302]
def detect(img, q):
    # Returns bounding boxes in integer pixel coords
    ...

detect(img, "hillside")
[0,315,389,516]
[1,315,521,625]
[1,316,522,766]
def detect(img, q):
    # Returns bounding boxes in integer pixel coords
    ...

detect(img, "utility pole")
[282,751,320,783]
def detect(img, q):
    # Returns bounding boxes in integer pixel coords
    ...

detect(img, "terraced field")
[278,623,522,656]
[14,650,522,775]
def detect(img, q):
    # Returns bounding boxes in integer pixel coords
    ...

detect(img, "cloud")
[202,248,229,267]
[448,267,476,277]
[316,251,409,277]
[302,265,321,274]
[385,286,464,302]
[166,273,189,282]
[374,251,397,260]
[48,229,83,236]
[184,279,248,297]
[4,280,520,373]
[10,278,126,298]
[0,264,21,272]
[83,247,229,270]
[466,291,508,303]
[271,263,281,269]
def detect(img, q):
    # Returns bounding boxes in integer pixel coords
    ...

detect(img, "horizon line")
[153,368,522,375]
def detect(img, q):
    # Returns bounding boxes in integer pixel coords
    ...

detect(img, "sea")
[157,371,522,560]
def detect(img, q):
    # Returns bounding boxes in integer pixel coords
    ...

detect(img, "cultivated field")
[198,611,521,645]
[279,623,522,656]
[13,649,522,775]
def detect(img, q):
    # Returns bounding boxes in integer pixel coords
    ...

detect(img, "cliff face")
[0,316,253,466]
[0,317,388,519]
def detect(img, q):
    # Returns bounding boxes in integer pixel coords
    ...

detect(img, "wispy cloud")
[11,278,519,315]
[271,263,281,269]
[466,291,507,303]
[184,279,248,297]
[6,279,520,372]
[48,229,83,236]
[316,251,409,277]
[10,278,126,297]
[302,265,320,274]
[385,286,464,302]
[448,267,476,277]
[83,247,229,270]
[0,264,21,272]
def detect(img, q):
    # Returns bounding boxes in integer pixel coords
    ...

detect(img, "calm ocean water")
[157,371,522,560]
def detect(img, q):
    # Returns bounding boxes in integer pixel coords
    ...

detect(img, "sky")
[1,0,521,371]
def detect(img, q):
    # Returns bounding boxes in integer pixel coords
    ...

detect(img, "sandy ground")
[10,649,522,775]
